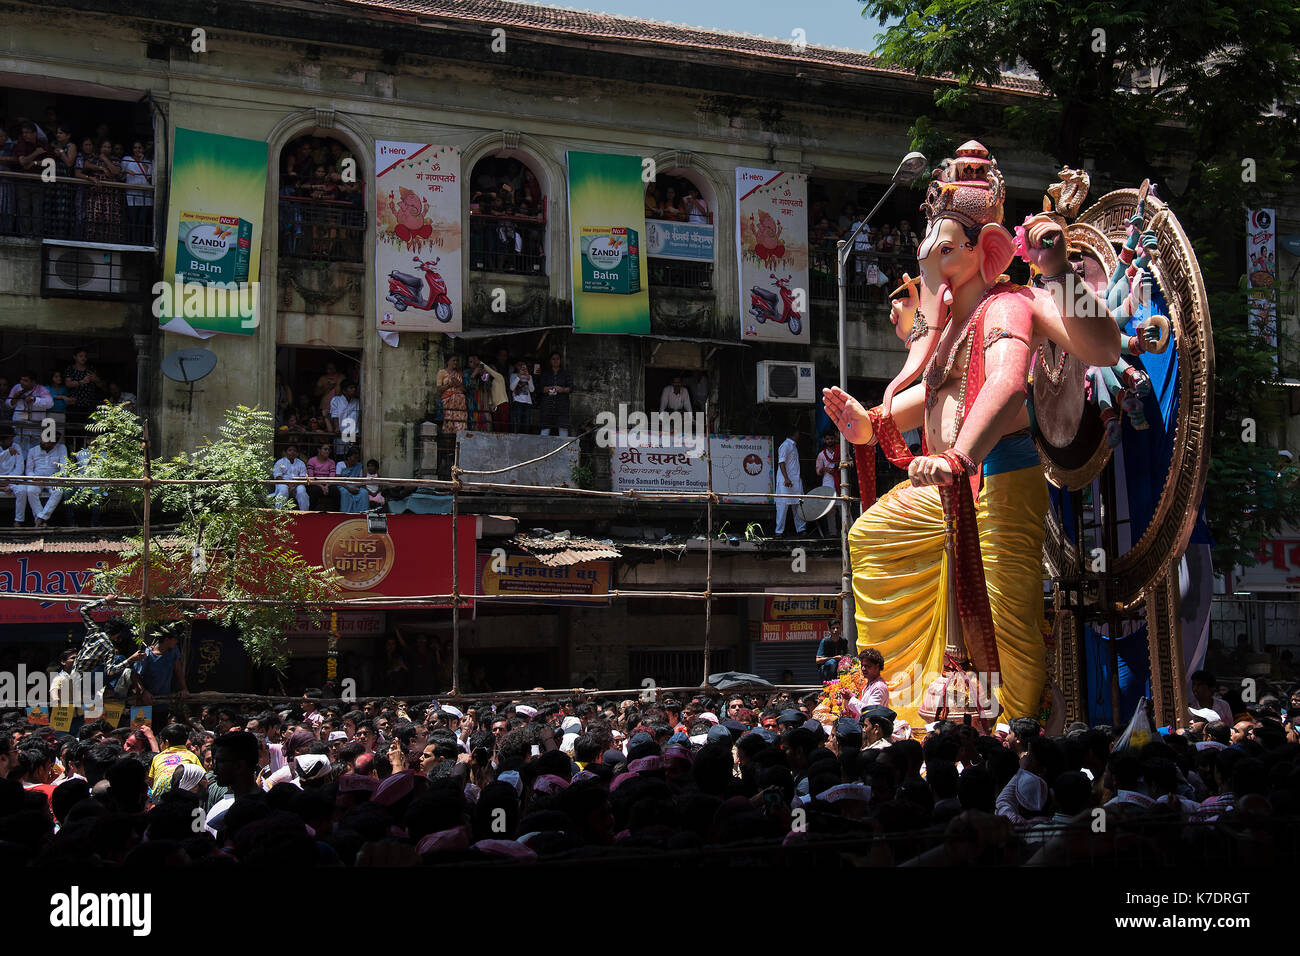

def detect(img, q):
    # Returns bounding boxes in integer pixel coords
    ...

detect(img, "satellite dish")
[1281,235,1300,258]
[795,486,839,523]
[161,348,218,383]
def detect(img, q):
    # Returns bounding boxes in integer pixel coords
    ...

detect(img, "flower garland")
[811,657,866,725]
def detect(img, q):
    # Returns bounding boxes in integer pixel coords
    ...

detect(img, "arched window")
[468,152,547,274]
[644,168,715,290]
[277,131,366,262]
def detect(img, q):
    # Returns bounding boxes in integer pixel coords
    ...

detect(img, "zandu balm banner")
[159,128,268,338]
[567,152,650,333]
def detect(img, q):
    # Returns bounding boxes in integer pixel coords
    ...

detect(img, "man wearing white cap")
[1188,670,1233,725]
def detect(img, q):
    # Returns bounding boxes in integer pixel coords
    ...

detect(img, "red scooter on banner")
[386,255,453,323]
[748,272,802,336]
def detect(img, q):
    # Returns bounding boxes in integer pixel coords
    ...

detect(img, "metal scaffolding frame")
[8,404,854,697]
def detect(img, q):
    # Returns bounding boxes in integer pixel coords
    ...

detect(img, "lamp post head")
[893,151,929,184]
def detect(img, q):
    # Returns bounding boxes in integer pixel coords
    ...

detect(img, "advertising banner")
[645,219,714,261]
[609,434,772,503]
[748,620,831,643]
[764,595,840,620]
[376,142,462,335]
[1247,208,1277,364]
[737,167,809,344]
[476,553,611,606]
[1237,537,1300,592]
[159,127,269,339]
[567,152,650,333]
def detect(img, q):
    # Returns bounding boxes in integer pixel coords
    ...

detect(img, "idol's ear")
[978,223,1016,286]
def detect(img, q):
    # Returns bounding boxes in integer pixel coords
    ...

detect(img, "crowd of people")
[437,348,574,437]
[644,175,711,224]
[0,348,131,528]
[808,200,921,298]
[279,134,364,259]
[3,651,1297,866]
[0,110,153,244]
[468,157,546,272]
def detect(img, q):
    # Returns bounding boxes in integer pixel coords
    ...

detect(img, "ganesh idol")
[824,141,1121,731]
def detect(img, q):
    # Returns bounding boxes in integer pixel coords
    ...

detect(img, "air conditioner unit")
[757,360,815,404]
[43,246,125,296]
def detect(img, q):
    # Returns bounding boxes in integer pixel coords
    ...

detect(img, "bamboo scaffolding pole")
[703,408,714,687]
[0,588,847,606]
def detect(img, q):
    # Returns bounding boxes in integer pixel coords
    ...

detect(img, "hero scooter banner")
[736,167,809,344]
[567,151,651,334]
[376,142,462,335]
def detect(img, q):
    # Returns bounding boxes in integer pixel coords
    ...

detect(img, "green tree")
[863,0,1300,574]
[66,404,340,669]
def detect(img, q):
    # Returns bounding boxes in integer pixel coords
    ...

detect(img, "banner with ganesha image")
[736,167,809,344]
[375,142,462,335]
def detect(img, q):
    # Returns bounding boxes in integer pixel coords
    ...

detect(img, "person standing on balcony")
[484,359,510,432]
[437,355,468,434]
[63,348,101,425]
[120,141,153,244]
[464,355,494,431]
[75,138,121,243]
[316,361,343,416]
[14,122,49,237]
[815,430,841,538]
[537,351,573,437]
[21,434,68,528]
[684,186,710,224]
[509,361,535,433]
[774,425,806,538]
[7,372,52,453]
[329,380,360,458]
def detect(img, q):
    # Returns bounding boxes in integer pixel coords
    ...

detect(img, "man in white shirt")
[814,430,840,537]
[659,375,693,414]
[272,444,309,510]
[775,426,806,536]
[21,436,67,527]
[7,372,53,452]
[329,381,361,458]
[1,432,24,525]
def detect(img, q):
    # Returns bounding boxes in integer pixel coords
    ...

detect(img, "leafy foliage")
[67,405,340,669]
[862,0,1300,575]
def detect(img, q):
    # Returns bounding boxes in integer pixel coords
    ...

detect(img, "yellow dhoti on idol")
[850,437,1048,732]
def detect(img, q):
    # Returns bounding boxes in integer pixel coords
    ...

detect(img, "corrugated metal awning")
[510,532,622,567]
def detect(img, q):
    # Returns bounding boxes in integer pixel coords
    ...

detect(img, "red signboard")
[0,513,478,623]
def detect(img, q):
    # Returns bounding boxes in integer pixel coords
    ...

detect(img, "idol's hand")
[822,386,874,445]
[908,454,956,487]
[1021,212,1068,277]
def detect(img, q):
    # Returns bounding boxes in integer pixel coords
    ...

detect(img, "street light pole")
[835,151,927,645]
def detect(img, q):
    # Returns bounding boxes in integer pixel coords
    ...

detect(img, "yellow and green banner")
[567,151,650,334]
[158,127,269,338]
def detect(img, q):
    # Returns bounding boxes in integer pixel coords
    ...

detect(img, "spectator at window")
[305,442,336,511]
[482,357,510,432]
[316,361,343,416]
[19,434,68,529]
[104,382,135,409]
[120,141,153,242]
[683,186,709,224]
[64,348,102,424]
[898,219,919,252]
[537,351,573,437]
[1,431,24,522]
[271,444,309,511]
[274,372,293,425]
[14,122,50,236]
[336,448,366,513]
[437,355,467,434]
[48,371,67,414]
[76,138,122,243]
[464,355,495,431]
[329,380,360,458]
[875,223,895,254]
[7,371,53,450]
[659,374,693,414]
[644,186,662,220]
[509,360,534,433]
[659,185,687,222]
[495,220,522,271]
[364,459,385,509]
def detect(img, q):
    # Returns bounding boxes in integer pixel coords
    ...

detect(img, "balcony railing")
[469,210,546,275]
[278,196,366,262]
[0,172,155,246]
[648,257,713,290]
[809,249,915,305]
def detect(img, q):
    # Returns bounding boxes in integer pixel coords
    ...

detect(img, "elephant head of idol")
[883,141,1017,416]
